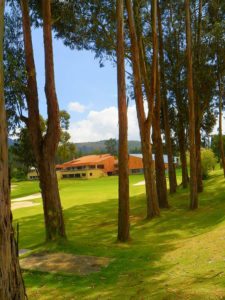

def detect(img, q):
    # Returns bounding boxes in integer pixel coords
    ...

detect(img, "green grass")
[12,171,225,299]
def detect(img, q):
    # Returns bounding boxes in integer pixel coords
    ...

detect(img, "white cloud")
[69,104,141,142]
[68,101,86,113]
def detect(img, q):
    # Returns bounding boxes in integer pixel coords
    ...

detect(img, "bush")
[187,148,216,179]
[201,148,217,179]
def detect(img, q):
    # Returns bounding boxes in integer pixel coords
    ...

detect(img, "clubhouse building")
[28,153,179,180]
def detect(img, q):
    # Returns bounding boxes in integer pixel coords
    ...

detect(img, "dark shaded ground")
[20,252,111,275]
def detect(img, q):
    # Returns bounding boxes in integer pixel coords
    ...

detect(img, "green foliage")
[10,128,37,179]
[211,134,225,159]
[4,2,27,132]
[201,148,217,178]
[187,148,217,179]
[104,138,117,155]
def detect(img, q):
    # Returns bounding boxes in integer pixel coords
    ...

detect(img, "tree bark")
[126,0,160,218]
[195,120,203,191]
[133,0,168,208]
[185,0,198,209]
[194,0,203,192]
[218,71,225,177]
[20,0,66,241]
[157,0,177,194]
[177,114,189,188]
[0,1,27,298]
[116,0,130,242]
[152,62,169,208]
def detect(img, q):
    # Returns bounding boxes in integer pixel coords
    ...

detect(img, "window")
[75,174,81,178]
[131,169,143,174]
[82,173,86,177]
[90,173,92,176]
[97,164,104,169]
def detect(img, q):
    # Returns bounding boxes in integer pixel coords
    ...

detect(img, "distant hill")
[75,140,141,155]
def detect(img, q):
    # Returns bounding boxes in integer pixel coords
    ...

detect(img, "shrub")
[187,148,216,179]
[201,148,217,179]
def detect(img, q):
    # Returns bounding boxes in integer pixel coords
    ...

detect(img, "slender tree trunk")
[195,121,203,191]
[185,0,198,209]
[116,0,130,242]
[141,131,160,218]
[157,0,177,194]
[218,73,225,177]
[0,1,27,298]
[194,0,203,192]
[126,0,160,218]
[20,0,66,241]
[152,61,169,208]
[133,0,167,208]
[38,156,66,241]
[177,115,189,188]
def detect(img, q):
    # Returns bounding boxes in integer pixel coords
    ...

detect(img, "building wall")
[60,168,105,179]
[99,156,115,174]
[129,155,143,170]
[28,170,61,180]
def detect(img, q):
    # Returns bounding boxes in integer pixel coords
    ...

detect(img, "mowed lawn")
[12,170,225,300]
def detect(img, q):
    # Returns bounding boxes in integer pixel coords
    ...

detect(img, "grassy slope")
[12,171,225,300]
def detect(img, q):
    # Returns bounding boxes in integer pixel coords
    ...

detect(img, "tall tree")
[126,0,160,218]
[0,0,26,298]
[153,59,169,208]
[185,0,198,209]
[20,0,66,241]
[218,60,225,177]
[157,0,177,194]
[133,0,168,208]
[193,0,203,192]
[116,0,130,242]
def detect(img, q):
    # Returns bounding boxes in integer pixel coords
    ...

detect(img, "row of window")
[65,164,104,171]
[29,176,39,179]
[62,173,93,179]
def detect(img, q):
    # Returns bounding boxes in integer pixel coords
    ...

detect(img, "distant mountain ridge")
[76,140,141,154]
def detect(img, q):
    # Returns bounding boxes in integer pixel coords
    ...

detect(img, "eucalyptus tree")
[185,0,198,209]
[126,0,160,217]
[133,0,168,209]
[157,0,177,194]
[20,0,66,241]
[206,0,225,176]
[0,0,26,298]
[116,0,130,241]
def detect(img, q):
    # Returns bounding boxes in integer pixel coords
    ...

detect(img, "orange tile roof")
[59,154,114,169]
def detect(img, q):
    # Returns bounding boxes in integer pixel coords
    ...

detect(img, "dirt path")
[12,193,42,202]
[133,180,145,186]
[12,201,40,210]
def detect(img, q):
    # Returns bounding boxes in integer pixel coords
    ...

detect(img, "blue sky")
[31,28,141,143]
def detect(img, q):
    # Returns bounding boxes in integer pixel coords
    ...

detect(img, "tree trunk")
[218,73,225,177]
[116,0,130,242]
[126,0,160,218]
[0,1,27,298]
[195,122,203,191]
[38,156,66,241]
[152,62,169,208]
[157,0,177,194]
[20,0,66,241]
[141,130,160,218]
[194,0,203,192]
[177,115,189,188]
[185,0,198,209]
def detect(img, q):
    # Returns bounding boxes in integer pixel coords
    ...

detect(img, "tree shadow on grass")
[17,172,225,299]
